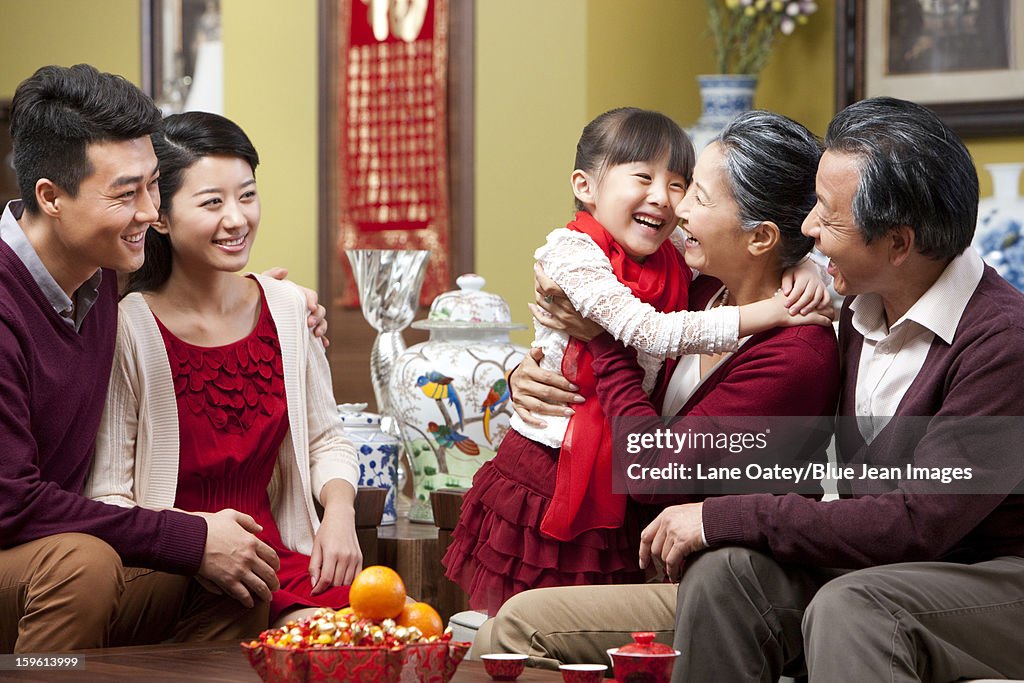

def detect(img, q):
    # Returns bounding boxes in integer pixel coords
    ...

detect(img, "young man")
[490,97,1024,682]
[0,64,281,652]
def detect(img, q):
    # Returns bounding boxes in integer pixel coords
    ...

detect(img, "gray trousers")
[482,548,1024,682]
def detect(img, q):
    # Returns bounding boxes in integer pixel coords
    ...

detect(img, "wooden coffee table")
[1,641,560,681]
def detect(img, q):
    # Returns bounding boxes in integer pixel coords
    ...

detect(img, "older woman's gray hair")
[716,110,822,267]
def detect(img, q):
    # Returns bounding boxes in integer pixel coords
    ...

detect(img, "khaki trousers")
[482,548,1024,682]
[0,533,268,653]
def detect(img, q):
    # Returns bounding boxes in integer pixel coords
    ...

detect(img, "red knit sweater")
[591,276,841,503]
[0,241,206,573]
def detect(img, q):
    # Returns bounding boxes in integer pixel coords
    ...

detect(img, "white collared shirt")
[850,247,984,441]
[0,200,103,331]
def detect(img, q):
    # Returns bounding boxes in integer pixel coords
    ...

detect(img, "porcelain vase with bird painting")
[389,274,528,523]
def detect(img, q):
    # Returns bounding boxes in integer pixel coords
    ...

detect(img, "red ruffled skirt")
[441,430,645,615]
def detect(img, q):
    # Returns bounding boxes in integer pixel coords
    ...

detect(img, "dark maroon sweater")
[699,266,1024,567]
[0,241,206,573]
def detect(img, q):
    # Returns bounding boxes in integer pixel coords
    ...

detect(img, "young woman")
[87,112,361,626]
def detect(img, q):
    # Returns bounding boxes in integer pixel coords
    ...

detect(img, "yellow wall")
[757,0,835,135]
[584,1,712,127]
[2,0,1023,314]
[0,0,140,95]
[474,0,588,345]
[221,0,319,287]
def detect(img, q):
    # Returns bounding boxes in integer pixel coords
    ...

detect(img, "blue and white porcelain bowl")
[337,403,400,525]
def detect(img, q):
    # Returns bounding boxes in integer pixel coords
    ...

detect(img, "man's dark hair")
[10,64,163,214]
[824,96,978,260]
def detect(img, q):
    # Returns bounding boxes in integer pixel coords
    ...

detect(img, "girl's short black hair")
[573,107,695,212]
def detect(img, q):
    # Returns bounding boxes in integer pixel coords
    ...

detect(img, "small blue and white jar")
[337,403,400,525]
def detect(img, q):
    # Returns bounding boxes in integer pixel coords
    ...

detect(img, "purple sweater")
[702,266,1024,567]
[0,242,206,573]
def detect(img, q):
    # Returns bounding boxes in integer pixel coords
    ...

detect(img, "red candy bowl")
[606,632,680,683]
[480,653,529,680]
[242,640,470,683]
[559,663,608,683]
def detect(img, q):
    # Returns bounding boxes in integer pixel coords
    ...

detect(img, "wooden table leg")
[354,487,386,566]
[378,519,439,606]
[430,488,470,624]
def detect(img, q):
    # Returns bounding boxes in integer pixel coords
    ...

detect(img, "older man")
[488,97,1024,682]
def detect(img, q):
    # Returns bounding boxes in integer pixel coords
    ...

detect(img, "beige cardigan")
[87,275,359,556]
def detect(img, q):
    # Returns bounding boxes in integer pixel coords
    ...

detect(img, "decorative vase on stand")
[345,249,430,434]
[687,74,758,153]
[974,163,1024,292]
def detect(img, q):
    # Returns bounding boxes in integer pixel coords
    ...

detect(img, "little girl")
[442,107,828,613]
[86,112,361,626]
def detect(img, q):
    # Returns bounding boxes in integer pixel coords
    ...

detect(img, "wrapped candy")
[241,608,469,683]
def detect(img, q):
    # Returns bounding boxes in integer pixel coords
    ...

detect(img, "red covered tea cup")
[606,632,680,683]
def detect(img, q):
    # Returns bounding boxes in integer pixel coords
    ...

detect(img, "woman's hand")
[310,481,362,594]
[780,257,832,315]
[263,267,330,347]
[529,264,604,341]
[509,348,584,429]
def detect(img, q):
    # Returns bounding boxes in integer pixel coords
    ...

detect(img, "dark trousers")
[675,547,1024,682]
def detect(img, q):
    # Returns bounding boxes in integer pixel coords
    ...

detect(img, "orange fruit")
[397,601,443,638]
[349,566,407,621]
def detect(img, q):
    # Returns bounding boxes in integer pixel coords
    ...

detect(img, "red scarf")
[540,211,691,541]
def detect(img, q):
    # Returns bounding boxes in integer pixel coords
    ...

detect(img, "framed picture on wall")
[835,0,1024,137]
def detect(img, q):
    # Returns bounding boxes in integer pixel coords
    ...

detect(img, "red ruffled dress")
[441,430,646,615]
[156,281,350,622]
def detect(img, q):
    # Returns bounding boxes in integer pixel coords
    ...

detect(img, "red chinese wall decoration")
[334,0,451,306]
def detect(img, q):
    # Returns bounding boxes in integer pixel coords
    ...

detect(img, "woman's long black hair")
[125,111,259,293]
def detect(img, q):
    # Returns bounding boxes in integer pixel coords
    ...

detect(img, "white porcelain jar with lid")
[337,402,400,525]
[389,274,528,522]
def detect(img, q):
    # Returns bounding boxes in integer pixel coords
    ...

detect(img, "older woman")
[474,110,841,668]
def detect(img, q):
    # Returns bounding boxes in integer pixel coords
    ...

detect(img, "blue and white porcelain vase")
[337,403,400,525]
[687,74,758,153]
[975,163,1024,292]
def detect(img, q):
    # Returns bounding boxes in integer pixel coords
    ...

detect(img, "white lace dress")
[509,227,741,447]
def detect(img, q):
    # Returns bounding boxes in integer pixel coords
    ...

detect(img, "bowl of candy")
[242,566,469,683]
